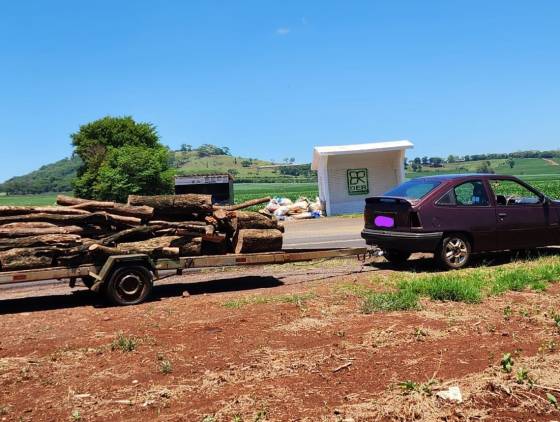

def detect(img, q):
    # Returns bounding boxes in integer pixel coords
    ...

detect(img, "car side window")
[489,179,542,205]
[436,190,456,206]
[454,181,489,206]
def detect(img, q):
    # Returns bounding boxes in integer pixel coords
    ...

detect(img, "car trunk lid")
[364,196,419,231]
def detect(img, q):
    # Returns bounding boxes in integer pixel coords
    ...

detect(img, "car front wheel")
[436,234,471,270]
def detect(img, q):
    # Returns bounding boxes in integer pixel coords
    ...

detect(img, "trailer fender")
[90,254,156,293]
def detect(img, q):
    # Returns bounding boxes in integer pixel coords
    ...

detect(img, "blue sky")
[1,0,560,182]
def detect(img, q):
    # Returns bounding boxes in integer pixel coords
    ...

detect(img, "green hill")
[0,156,82,195]
[0,146,315,195]
[406,157,560,180]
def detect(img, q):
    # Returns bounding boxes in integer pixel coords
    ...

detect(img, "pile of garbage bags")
[260,197,324,220]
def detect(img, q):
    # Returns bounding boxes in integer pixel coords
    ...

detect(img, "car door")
[488,178,554,249]
[430,179,497,252]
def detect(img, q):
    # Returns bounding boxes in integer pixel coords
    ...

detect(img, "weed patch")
[111,333,137,352]
[223,292,316,309]
[361,290,419,313]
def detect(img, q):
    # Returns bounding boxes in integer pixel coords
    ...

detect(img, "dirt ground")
[1,255,560,421]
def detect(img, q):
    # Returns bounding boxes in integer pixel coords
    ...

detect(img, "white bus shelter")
[311,140,413,215]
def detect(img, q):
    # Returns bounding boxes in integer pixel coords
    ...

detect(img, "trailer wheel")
[104,265,153,306]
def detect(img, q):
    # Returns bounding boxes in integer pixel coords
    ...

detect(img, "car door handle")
[498,212,507,219]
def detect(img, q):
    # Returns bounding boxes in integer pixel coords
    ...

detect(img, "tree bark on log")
[0,206,90,216]
[0,234,82,252]
[0,212,141,228]
[89,236,202,257]
[98,225,154,246]
[215,196,271,211]
[232,211,283,232]
[0,226,84,238]
[0,222,57,229]
[233,229,283,254]
[56,195,154,219]
[0,247,64,270]
[128,194,212,218]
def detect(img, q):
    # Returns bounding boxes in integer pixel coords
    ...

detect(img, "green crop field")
[0,184,319,207]
[4,177,560,208]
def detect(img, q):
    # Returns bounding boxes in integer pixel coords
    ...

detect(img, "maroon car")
[361,174,559,269]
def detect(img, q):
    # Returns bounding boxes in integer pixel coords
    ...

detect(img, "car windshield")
[384,179,441,200]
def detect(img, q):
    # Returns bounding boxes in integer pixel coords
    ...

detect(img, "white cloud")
[276,27,291,35]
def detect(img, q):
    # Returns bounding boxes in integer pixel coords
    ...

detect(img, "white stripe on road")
[285,239,363,247]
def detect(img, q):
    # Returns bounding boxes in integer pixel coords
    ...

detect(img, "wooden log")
[56,195,154,219]
[233,229,283,254]
[98,225,154,246]
[0,206,90,216]
[89,236,202,257]
[0,226,84,238]
[148,220,207,234]
[1,222,57,229]
[232,211,283,232]
[0,212,140,228]
[128,194,212,218]
[89,244,181,258]
[215,196,271,211]
[0,234,82,252]
[0,248,57,270]
[201,234,228,255]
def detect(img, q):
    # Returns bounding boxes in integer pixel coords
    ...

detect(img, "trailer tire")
[104,265,153,306]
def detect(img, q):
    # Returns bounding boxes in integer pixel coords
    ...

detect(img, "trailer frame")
[0,247,367,305]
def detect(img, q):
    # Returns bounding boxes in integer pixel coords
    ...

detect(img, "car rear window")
[384,180,441,200]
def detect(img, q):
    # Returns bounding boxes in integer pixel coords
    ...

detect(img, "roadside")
[1,253,560,421]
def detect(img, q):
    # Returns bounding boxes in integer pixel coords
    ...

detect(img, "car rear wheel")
[383,249,411,265]
[436,234,471,270]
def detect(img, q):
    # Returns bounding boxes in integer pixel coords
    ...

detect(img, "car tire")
[104,265,153,306]
[436,234,471,270]
[383,249,411,265]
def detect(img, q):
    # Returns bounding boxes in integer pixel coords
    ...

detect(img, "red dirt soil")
[1,257,559,421]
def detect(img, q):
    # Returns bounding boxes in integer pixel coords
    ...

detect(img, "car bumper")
[361,229,443,252]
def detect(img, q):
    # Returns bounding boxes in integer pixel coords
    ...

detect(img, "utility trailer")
[0,247,367,306]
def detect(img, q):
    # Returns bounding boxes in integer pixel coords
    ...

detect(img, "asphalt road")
[283,216,365,248]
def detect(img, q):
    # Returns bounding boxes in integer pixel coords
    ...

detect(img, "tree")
[222,146,231,156]
[476,161,495,174]
[507,158,515,169]
[289,157,296,164]
[429,157,443,167]
[413,157,422,164]
[71,116,172,200]
[180,144,188,152]
[421,156,429,165]
[93,145,174,202]
[447,155,456,163]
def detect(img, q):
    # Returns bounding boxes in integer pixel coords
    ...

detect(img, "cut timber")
[148,220,207,235]
[57,195,154,219]
[233,229,283,254]
[0,234,82,252]
[89,236,202,257]
[0,206,90,216]
[0,212,140,228]
[215,196,271,211]
[0,226,83,238]
[202,233,228,255]
[1,222,57,229]
[128,194,212,218]
[233,211,284,232]
[0,247,61,270]
[98,225,154,246]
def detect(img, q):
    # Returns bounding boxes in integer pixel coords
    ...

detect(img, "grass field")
[407,157,560,178]
[0,184,320,207]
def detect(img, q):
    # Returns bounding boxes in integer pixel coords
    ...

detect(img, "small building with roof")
[174,173,234,205]
[311,140,413,215]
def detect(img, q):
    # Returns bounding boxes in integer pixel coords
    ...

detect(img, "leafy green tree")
[71,116,172,200]
[93,145,174,202]
[507,158,515,169]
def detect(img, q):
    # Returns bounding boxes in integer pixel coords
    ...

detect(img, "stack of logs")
[0,194,284,271]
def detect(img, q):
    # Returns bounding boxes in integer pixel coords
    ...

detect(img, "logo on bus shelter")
[347,168,369,195]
